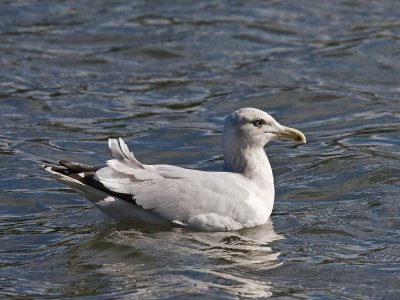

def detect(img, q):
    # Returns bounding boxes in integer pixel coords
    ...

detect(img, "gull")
[44,108,306,231]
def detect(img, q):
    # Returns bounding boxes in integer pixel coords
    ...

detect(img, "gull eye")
[251,119,265,128]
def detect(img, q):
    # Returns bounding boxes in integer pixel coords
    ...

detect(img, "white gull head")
[223,107,306,175]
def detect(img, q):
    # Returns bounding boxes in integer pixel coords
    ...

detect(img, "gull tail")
[41,160,123,204]
[42,143,166,224]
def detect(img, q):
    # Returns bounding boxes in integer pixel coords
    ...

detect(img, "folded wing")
[95,138,252,228]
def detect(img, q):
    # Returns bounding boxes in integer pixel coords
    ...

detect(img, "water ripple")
[1,0,400,298]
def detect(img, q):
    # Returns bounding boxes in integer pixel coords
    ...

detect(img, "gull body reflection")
[67,221,283,298]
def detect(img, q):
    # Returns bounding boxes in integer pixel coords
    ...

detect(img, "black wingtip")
[57,160,98,172]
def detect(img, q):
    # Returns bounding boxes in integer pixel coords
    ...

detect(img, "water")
[1,0,400,298]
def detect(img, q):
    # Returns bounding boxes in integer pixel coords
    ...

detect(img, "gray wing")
[95,138,251,225]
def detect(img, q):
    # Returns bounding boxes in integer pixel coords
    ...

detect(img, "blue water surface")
[1,0,400,298]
